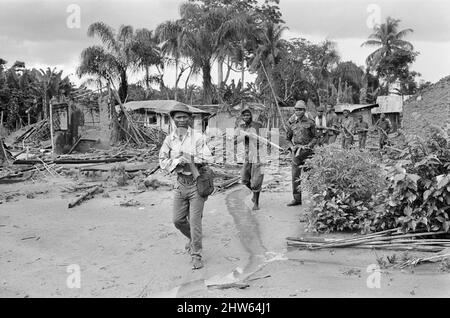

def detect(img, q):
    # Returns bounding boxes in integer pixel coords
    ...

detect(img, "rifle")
[188,154,200,180]
[317,126,340,133]
[287,144,313,157]
[341,125,355,138]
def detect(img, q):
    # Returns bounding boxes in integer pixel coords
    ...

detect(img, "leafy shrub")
[372,129,450,233]
[301,144,387,201]
[301,145,388,233]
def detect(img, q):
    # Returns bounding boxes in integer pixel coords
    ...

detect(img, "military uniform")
[341,114,354,149]
[354,120,369,149]
[376,117,392,149]
[314,107,328,146]
[325,109,340,144]
[286,101,317,205]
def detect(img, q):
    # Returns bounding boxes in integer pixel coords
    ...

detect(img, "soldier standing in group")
[314,106,328,146]
[354,114,369,150]
[375,113,392,150]
[325,104,340,144]
[159,103,213,270]
[235,108,264,210]
[341,109,354,149]
[285,100,317,206]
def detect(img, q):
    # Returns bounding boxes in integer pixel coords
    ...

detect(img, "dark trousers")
[380,134,388,149]
[291,148,313,201]
[359,134,367,149]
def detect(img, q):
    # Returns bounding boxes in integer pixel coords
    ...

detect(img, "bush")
[372,129,450,233]
[301,144,388,233]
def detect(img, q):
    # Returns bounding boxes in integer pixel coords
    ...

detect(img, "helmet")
[317,106,325,112]
[241,107,252,116]
[294,100,306,110]
[169,103,192,118]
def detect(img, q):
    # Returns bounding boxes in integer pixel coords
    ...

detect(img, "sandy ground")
[1,167,449,298]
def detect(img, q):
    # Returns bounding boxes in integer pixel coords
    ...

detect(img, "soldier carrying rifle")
[285,100,317,206]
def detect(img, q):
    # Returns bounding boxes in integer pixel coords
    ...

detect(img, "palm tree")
[177,2,229,104]
[155,20,184,101]
[31,67,72,118]
[249,22,287,98]
[361,17,414,70]
[78,22,137,103]
[132,28,162,98]
[217,11,257,89]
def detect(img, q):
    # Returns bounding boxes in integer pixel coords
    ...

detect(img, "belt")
[177,173,196,185]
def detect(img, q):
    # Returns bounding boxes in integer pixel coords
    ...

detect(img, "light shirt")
[159,127,213,174]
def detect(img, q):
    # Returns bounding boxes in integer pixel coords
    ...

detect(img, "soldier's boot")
[287,194,302,206]
[252,192,260,210]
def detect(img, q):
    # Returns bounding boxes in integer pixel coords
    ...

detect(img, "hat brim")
[170,110,192,117]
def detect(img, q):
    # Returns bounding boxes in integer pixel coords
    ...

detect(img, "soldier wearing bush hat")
[285,100,317,206]
[159,102,213,270]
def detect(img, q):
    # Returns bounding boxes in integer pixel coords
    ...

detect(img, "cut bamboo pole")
[311,231,447,250]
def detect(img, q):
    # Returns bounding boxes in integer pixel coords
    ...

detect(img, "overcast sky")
[1,0,449,87]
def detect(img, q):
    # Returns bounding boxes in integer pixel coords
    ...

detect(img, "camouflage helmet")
[294,100,306,110]
[241,107,252,116]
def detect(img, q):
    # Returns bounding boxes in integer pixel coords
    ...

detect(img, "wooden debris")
[67,136,82,154]
[394,253,450,268]
[207,282,250,290]
[244,275,271,283]
[119,199,141,207]
[287,230,450,253]
[68,186,103,208]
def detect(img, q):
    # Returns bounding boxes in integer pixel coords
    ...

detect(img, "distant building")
[372,95,403,131]
[334,103,379,126]
[121,100,210,133]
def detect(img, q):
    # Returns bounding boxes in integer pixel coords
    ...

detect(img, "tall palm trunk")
[145,66,150,99]
[118,69,128,103]
[241,40,245,87]
[217,56,224,88]
[224,57,232,84]
[174,58,179,101]
[202,62,213,104]
[184,67,193,100]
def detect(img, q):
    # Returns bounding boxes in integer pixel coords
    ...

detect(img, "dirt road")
[1,169,449,298]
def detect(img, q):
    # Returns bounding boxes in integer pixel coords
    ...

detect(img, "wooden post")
[49,99,55,156]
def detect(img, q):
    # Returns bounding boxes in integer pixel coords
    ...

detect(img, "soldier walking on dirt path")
[159,103,213,270]
[235,108,264,210]
[285,100,317,206]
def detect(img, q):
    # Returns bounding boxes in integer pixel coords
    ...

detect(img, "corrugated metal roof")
[335,103,379,113]
[122,100,209,114]
[372,95,403,113]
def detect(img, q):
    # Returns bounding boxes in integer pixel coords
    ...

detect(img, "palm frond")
[87,22,119,53]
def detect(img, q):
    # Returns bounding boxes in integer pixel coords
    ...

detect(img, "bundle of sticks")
[286,229,450,253]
